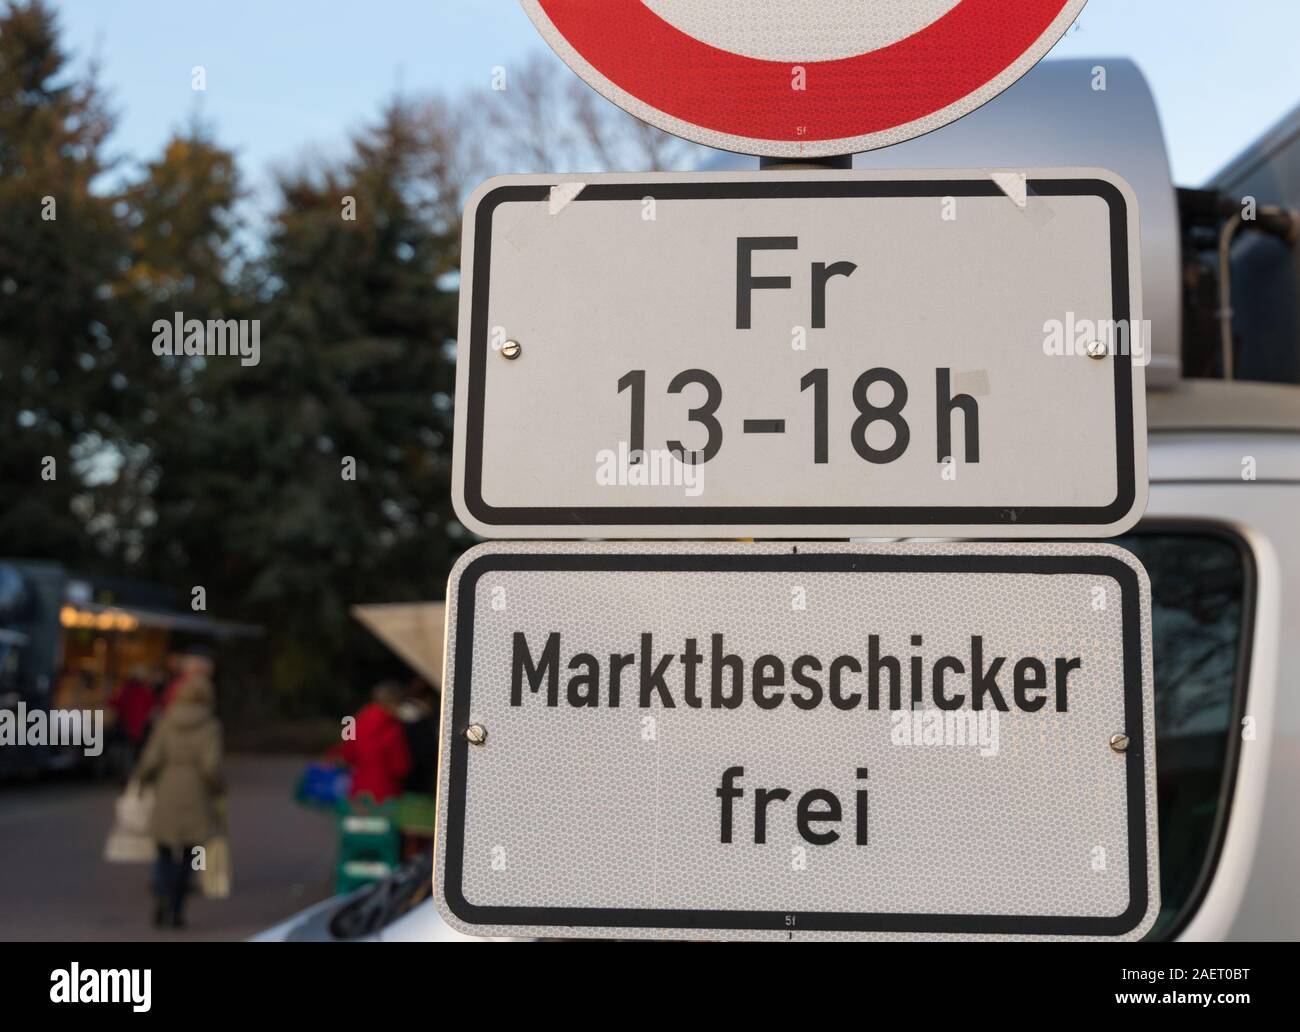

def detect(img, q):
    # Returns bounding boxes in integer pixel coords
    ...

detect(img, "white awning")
[350,602,446,686]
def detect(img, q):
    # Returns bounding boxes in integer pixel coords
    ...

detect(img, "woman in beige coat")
[135,675,224,928]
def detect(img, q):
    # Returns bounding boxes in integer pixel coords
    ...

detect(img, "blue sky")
[56,0,1299,190]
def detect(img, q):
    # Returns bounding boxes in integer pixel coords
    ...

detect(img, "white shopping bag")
[103,780,154,863]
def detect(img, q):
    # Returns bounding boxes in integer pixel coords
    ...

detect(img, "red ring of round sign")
[522,0,1088,157]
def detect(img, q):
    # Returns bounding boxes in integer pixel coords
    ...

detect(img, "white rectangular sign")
[452,169,1146,538]
[434,541,1159,941]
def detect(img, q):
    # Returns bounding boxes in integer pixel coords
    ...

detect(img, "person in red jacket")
[109,668,157,762]
[338,682,412,803]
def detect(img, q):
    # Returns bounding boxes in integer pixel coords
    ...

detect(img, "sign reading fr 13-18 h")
[451,168,1147,539]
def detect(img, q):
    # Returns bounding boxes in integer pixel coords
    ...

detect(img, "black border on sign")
[440,551,1150,936]
[461,179,1136,529]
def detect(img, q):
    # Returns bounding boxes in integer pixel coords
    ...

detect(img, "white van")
[258,59,1300,942]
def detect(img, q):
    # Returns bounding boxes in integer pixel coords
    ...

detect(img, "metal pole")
[759,154,854,170]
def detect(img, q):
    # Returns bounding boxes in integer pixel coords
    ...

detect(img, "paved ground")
[0,755,337,941]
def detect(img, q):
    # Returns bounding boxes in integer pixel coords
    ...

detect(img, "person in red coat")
[109,668,158,762]
[338,682,412,803]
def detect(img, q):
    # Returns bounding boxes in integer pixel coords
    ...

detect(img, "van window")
[1114,528,1251,939]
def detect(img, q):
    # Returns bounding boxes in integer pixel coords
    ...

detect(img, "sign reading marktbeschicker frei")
[433,541,1158,941]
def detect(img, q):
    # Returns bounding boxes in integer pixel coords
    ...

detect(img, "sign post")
[434,0,1159,941]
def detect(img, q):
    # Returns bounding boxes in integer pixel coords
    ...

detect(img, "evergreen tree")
[108,124,245,572]
[165,99,461,710]
[1,3,471,714]
[0,0,122,562]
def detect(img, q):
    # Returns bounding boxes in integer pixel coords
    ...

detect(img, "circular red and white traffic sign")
[522,0,1086,157]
